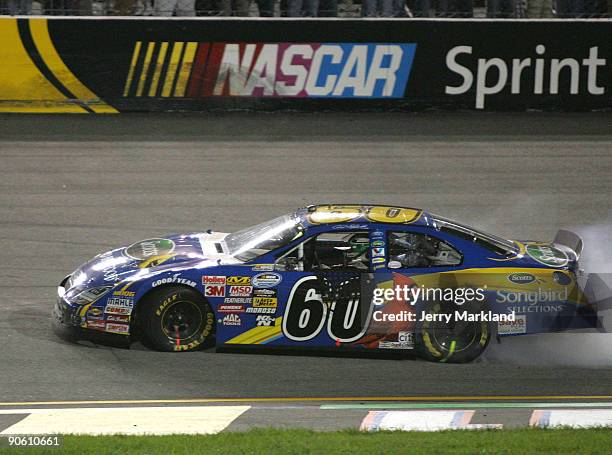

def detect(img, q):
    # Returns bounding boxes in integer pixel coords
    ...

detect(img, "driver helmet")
[348,235,370,258]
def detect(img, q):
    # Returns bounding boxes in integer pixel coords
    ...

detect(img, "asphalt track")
[0,113,611,405]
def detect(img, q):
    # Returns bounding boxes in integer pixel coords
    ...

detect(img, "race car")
[53,204,596,363]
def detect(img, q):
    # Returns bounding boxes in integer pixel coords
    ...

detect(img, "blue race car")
[54,205,594,363]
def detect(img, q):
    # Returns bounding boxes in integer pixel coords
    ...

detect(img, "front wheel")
[139,286,215,352]
[416,300,491,363]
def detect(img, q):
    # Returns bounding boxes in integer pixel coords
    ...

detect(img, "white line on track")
[0,406,250,435]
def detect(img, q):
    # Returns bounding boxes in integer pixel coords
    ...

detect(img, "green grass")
[4,428,612,455]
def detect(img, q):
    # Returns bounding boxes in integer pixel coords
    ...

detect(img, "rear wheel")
[139,286,215,352]
[416,300,490,363]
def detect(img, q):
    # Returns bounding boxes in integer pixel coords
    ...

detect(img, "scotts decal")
[125,238,175,260]
[252,273,282,288]
[507,273,537,285]
[123,42,416,99]
[526,244,569,267]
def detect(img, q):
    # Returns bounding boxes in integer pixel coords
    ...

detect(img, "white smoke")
[482,221,612,368]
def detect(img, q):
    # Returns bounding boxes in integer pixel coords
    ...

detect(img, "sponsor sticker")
[105,323,130,334]
[246,307,276,314]
[229,285,253,297]
[153,273,196,288]
[252,264,274,271]
[333,224,368,230]
[113,290,135,297]
[252,273,282,288]
[526,244,569,267]
[253,288,276,297]
[372,240,385,247]
[378,340,413,350]
[372,247,385,257]
[498,314,527,335]
[105,298,134,315]
[222,314,242,326]
[256,315,276,326]
[106,314,130,323]
[253,297,278,308]
[507,273,536,285]
[218,304,246,313]
[87,320,106,330]
[372,257,385,264]
[125,238,175,260]
[205,286,225,297]
[203,276,227,298]
[223,297,252,304]
[227,276,251,285]
[202,276,226,285]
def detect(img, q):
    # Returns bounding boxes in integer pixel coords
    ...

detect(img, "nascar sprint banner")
[0,17,610,113]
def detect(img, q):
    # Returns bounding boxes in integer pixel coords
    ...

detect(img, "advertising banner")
[0,17,610,113]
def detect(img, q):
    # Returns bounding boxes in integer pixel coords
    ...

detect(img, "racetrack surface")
[0,112,611,404]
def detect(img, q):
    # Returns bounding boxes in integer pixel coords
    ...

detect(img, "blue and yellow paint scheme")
[53,205,597,361]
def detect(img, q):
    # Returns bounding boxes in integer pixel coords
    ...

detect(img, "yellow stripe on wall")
[174,42,197,97]
[161,42,184,98]
[28,18,118,113]
[148,41,168,97]
[136,42,155,97]
[123,41,142,97]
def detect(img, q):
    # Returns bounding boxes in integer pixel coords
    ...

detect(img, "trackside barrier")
[0,17,610,113]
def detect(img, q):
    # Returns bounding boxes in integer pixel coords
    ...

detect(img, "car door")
[273,229,376,348]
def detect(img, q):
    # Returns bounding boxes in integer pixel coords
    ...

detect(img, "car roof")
[297,204,431,227]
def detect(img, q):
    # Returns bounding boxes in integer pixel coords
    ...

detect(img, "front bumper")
[52,275,132,347]
[52,275,82,341]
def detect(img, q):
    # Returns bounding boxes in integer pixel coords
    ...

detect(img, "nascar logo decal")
[123,42,417,99]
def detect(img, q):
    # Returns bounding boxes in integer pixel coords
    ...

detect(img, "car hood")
[66,232,240,291]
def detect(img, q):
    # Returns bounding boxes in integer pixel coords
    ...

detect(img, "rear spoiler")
[554,229,583,259]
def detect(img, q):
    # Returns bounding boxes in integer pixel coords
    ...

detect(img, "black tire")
[415,299,491,363]
[139,286,215,352]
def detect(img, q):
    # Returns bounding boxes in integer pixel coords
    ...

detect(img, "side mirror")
[387,260,402,269]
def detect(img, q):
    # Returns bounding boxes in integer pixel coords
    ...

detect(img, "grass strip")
[3,427,612,455]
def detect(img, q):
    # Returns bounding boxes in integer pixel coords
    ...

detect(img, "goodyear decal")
[123,42,416,99]
[0,18,117,113]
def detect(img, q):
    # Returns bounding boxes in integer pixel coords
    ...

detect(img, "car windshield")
[224,213,304,262]
[431,215,518,256]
